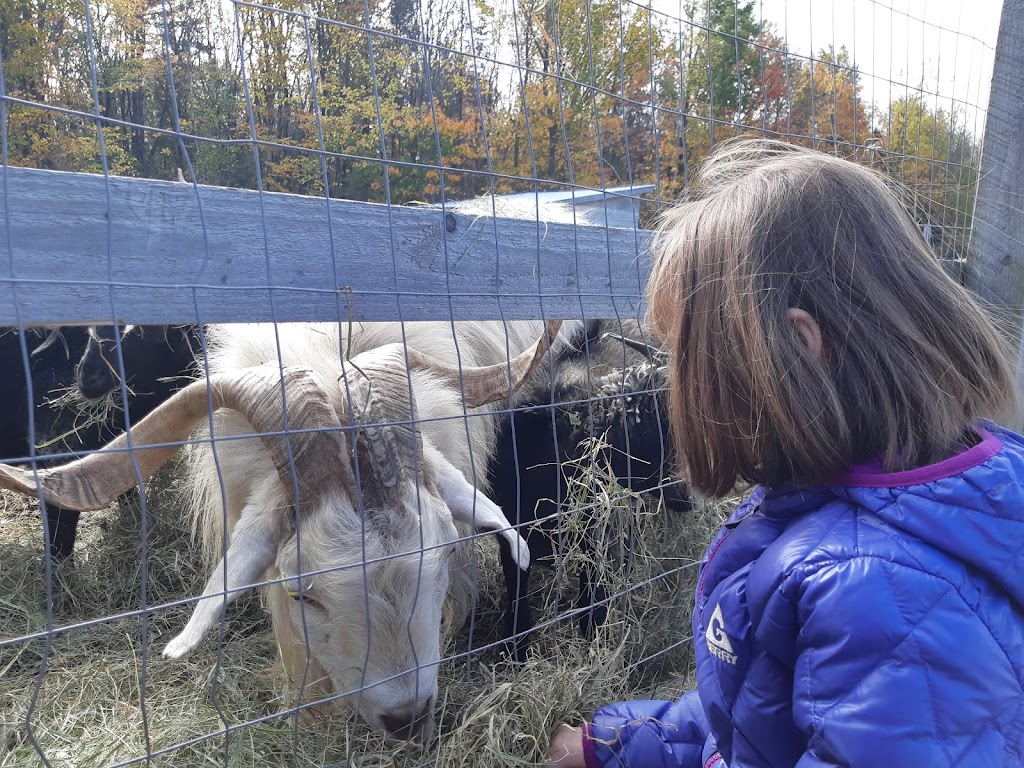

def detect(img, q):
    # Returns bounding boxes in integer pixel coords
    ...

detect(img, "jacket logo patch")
[705,603,737,665]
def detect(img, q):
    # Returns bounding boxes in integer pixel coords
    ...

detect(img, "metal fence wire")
[0,0,1008,765]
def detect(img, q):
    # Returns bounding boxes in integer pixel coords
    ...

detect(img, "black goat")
[0,324,199,559]
[488,320,690,660]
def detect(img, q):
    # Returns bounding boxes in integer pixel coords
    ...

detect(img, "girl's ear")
[786,308,824,360]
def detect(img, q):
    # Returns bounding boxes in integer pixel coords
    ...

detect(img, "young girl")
[546,139,1024,767]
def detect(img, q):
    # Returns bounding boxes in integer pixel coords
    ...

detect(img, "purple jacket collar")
[828,427,1001,488]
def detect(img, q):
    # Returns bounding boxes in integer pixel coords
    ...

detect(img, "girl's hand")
[546,723,586,767]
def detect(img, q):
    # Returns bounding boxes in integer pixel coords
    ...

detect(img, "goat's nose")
[76,364,118,400]
[381,703,432,744]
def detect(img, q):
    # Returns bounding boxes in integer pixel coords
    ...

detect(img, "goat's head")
[266,431,487,744]
[75,324,133,401]
[0,321,559,746]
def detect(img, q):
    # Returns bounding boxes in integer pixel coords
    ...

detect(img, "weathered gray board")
[967,0,1024,320]
[0,166,654,325]
[966,0,1024,428]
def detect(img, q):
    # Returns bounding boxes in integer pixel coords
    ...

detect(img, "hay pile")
[0,457,729,767]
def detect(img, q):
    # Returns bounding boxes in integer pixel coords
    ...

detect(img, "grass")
[0,451,731,767]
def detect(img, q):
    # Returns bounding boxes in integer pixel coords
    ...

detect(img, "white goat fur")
[180,319,576,740]
[446,196,600,227]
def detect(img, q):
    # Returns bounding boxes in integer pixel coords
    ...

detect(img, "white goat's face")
[274,479,466,745]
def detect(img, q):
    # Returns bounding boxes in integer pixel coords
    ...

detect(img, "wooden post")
[966,0,1024,424]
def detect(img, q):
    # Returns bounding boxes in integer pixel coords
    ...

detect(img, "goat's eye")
[290,593,323,609]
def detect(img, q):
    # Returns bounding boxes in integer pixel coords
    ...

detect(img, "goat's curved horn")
[339,352,423,499]
[0,366,353,512]
[224,367,355,504]
[335,321,561,501]
[31,329,70,360]
[601,332,663,362]
[404,320,562,408]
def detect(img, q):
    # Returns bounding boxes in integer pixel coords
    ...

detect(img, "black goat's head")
[75,325,131,401]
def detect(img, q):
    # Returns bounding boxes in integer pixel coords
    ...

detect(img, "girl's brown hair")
[648,139,1016,498]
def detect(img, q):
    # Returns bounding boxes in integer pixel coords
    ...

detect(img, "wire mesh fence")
[0,0,1007,765]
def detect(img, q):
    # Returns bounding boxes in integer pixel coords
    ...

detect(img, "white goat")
[0,319,563,746]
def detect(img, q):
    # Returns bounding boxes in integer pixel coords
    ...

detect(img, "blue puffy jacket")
[585,424,1024,767]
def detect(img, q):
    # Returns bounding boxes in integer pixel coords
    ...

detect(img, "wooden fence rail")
[0,166,653,326]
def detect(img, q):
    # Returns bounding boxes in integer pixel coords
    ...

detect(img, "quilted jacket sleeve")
[585,690,717,767]
[791,556,1019,766]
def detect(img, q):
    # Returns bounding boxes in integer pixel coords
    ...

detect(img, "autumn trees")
[0,0,983,254]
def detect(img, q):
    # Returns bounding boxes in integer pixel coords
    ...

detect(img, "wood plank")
[966,0,1024,427]
[0,166,654,325]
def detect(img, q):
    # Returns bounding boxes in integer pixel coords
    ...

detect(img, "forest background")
[1,0,982,258]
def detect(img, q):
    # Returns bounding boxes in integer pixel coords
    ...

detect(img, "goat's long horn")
[601,332,663,362]
[335,321,560,501]
[404,320,562,408]
[0,366,353,512]
[224,367,355,504]
[341,356,416,492]
[31,329,69,359]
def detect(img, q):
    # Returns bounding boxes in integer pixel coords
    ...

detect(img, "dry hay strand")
[36,384,128,453]
[0,447,732,767]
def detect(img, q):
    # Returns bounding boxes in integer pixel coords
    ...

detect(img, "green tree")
[882,94,978,259]
[686,0,761,129]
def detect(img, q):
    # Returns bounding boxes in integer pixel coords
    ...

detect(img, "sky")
[752,0,1004,132]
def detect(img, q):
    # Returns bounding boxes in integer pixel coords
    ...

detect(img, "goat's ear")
[427,446,530,571]
[162,504,282,660]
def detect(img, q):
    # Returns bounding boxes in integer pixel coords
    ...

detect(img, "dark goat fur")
[488,320,691,660]
[0,325,199,558]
